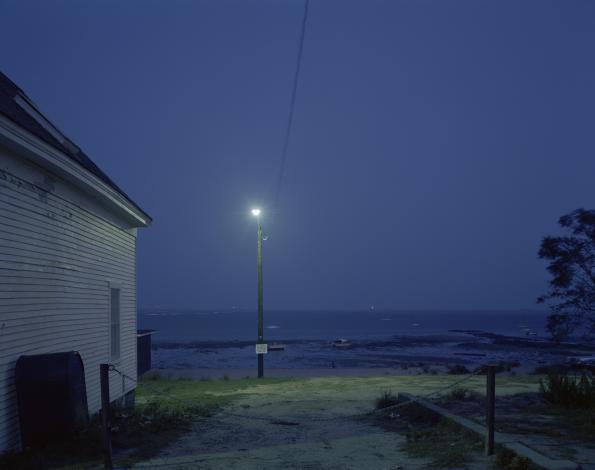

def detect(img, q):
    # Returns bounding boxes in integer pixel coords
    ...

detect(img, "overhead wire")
[270,0,310,225]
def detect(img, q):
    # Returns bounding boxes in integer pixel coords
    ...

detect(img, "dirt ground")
[132,375,539,469]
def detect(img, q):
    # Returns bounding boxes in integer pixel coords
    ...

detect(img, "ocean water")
[139,309,551,370]
[139,309,548,342]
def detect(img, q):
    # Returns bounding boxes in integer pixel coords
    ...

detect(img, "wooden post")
[485,364,496,456]
[100,364,113,469]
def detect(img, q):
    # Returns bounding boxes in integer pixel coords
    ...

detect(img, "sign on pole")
[255,343,268,355]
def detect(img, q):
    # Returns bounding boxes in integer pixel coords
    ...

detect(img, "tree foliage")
[538,209,595,341]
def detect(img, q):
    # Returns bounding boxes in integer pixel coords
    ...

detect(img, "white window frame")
[108,282,122,363]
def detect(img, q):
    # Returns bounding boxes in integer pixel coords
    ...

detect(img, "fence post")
[100,364,113,469]
[485,364,496,456]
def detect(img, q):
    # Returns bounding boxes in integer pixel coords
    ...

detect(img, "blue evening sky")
[2,0,594,311]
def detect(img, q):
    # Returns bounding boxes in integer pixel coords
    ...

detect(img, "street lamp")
[251,208,265,378]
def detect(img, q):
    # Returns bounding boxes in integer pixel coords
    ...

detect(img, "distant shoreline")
[149,330,595,372]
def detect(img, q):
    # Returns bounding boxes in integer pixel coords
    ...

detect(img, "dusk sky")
[2,0,594,311]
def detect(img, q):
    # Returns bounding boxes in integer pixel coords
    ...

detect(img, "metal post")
[100,364,113,469]
[485,365,496,456]
[257,219,264,378]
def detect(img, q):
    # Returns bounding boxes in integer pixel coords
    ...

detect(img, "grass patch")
[402,419,483,468]
[0,376,292,469]
[373,398,483,468]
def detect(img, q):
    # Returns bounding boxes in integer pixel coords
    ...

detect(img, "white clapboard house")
[0,71,151,453]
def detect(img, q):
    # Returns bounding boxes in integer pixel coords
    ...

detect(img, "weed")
[375,390,399,410]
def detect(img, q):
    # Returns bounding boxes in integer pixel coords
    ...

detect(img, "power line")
[271,0,310,222]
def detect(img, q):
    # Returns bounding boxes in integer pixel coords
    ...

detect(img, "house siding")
[0,144,138,453]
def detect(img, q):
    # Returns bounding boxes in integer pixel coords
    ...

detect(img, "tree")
[538,209,595,341]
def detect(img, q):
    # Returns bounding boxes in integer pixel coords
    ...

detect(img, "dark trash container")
[15,351,89,447]
[137,330,155,377]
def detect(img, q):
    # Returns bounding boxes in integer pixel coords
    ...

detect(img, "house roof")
[0,71,151,224]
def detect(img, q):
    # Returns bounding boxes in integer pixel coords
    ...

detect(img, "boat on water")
[332,338,352,348]
[268,343,285,351]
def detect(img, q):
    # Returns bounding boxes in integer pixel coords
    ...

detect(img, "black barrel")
[15,351,89,447]
[137,330,155,376]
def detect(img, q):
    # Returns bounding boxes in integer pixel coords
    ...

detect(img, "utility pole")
[252,208,265,378]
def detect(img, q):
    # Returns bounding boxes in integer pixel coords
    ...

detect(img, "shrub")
[540,370,595,408]
[447,364,470,375]
[375,391,399,410]
[444,387,481,402]
[475,361,520,375]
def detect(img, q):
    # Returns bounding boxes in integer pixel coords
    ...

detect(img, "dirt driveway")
[132,375,538,469]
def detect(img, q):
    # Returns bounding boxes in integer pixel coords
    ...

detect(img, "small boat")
[268,343,285,352]
[332,338,352,348]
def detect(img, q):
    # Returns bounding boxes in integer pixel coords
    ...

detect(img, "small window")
[110,287,121,361]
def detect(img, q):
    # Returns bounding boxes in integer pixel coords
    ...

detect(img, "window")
[110,287,121,362]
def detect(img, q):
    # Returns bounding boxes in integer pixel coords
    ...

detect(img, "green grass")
[136,375,291,409]
[0,376,292,470]
[118,376,294,465]
[402,418,483,468]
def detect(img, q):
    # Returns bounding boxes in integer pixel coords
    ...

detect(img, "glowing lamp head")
[251,208,261,217]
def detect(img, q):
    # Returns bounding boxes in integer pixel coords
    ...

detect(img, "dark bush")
[444,387,481,402]
[540,370,595,408]
[447,364,470,375]
[496,446,536,470]
[475,361,520,375]
[534,363,595,375]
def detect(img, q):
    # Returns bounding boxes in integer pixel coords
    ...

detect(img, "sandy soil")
[132,375,538,469]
